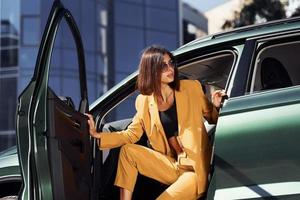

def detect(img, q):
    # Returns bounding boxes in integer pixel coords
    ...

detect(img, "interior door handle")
[220,94,228,109]
[71,120,81,129]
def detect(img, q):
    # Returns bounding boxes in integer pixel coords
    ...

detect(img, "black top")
[159,97,178,139]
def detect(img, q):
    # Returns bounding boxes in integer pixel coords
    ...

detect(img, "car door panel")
[211,35,300,199]
[16,1,92,199]
[48,89,91,200]
[213,88,300,199]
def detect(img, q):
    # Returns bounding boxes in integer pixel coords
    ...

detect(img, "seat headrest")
[260,57,292,90]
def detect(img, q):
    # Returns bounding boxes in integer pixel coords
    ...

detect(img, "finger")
[220,92,227,97]
[85,114,95,126]
[213,91,222,98]
[214,90,226,97]
[84,113,93,120]
[87,120,93,127]
[89,121,95,130]
[212,90,220,95]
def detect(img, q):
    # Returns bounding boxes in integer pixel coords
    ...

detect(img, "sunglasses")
[162,60,175,72]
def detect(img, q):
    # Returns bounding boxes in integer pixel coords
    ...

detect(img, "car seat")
[260,57,293,90]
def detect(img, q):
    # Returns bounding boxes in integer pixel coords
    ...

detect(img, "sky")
[182,0,227,12]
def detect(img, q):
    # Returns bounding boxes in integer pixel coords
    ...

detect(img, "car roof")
[174,16,300,56]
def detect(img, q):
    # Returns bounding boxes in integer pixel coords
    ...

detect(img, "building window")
[1,20,19,68]
[21,17,40,46]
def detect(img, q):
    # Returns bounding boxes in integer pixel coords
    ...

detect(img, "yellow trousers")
[114,144,201,200]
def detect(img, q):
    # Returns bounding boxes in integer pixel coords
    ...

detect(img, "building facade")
[182,2,208,43]
[205,0,244,34]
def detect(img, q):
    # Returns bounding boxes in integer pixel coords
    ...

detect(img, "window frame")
[248,33,300,95]
[177,48,239,98]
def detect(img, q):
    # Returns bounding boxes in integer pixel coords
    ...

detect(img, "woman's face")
[160,54,175,84]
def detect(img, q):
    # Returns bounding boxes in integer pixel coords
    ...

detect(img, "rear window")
[251,40,300,92]
[179,51,235,99]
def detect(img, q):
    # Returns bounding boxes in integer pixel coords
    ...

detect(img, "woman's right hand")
[85,113,101,139]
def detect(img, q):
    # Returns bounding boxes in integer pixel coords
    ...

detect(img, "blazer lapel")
[148,94,164,134]
[175,86,188,136]
[148,94,170,154]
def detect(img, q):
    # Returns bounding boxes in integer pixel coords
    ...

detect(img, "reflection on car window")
[48,19,81,111]
[179,51,235,99]
[251,40,300,93]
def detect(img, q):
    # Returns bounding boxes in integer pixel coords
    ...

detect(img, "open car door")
[16,1,92,199]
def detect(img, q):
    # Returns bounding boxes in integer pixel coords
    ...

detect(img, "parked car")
[1,0,300,199]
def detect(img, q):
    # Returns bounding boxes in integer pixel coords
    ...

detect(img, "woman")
[86,46,225,200]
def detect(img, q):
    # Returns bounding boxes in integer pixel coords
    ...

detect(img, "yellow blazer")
[99,80,219,194]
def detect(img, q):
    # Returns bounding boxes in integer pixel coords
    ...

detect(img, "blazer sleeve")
[194,80,219,124]
[98,95,145,150]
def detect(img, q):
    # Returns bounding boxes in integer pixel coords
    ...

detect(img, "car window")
[251,40,300,92]
[48,19,81,111]
[178,51,235,99]
[105,51,236,122]
[104,90,139,122]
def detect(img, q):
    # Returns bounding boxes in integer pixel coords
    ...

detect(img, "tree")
[291,7,300,17]
[222,0,286,30]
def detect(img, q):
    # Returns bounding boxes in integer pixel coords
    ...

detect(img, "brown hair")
[136,45,180,97]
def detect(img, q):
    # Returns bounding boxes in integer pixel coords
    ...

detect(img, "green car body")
[1,0,300,199]
[0,146,21,197]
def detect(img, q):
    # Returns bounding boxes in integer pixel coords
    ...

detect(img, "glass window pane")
[48,19,81,111]
[18,74,31,94]
[146,8,178,32]
[252,40,300,92]
[117,0,143,4]
[104,89,139,122]
[115,2,143,27]
[62,77,80,109]
[146,30,178,50]
[87,79,96,103]
[1,48,18,68]
[1,0,20,71]
[81,0,96,52]
[48,76,61,96]
[115,26,144,74]
[22,17,40,45]
[145,0,177,9]
[50,48,61,69]
[85,53,95,72]
[21,0,40,15]
[0,77,17,131]
[19,47,38,68]
[61,20,76,49]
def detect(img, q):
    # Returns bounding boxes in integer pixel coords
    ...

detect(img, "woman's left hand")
[211,90,227,109]
[85,113,101,139]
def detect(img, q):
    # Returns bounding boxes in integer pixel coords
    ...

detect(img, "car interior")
[251,40,300,92]
[96,51,236,200]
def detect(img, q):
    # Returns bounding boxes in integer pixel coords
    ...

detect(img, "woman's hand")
[85,113,101,139]
[211,90,227,109]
